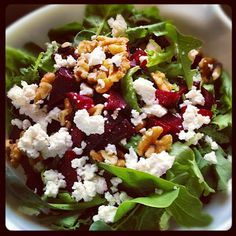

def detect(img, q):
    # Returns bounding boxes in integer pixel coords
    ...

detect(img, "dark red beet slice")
[47,67,79,110]
[198,108,213,118]
[66,92,94,110]
[57,150,78,192]
[200,86,216,109]
[156,89,181,108]
[70,127,85,147]
[130,48,147,69]
[147,113,183,135]
[105,90,127,111]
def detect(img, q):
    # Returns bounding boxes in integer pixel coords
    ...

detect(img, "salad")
[6,5,232,231]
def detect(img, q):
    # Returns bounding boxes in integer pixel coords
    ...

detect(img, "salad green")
[6,4,231,231]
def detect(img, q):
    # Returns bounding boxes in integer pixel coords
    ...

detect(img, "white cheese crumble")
[105,191,131,206]
[108,54,122,67]
[203,151,218,164]
[18,124,72,159]
[97,79,105,89]
[42,169,66,198]
[79,83,94,96]
[111,108,120,120]
[102,93,110,99]
[11,118,31,130]
[22,119,32,130]
[74,109,105,135]
[54,54,77,69]
[92,205,118,223]
[131,109,147,126]
[72,141,87,156]
[178,130,204,145]
[204,135,218,150]
[139,128,147,134]
[110,177,122,187]
[88,46,106,66]
[105,144,117,155]
[182,104,211,131]
[72,181,96,202]
[133,77,156,105]
[139,55,148,64]
[107,14,127,37]
[125,148,175,177]
[100,65,108,71]
[185,86,205,106]
[120,138,127,146]
[142,103,167,118]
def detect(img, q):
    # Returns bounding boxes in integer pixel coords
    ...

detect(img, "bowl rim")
[5,4,232,231]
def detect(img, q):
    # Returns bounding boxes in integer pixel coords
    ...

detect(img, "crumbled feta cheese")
[105,192,117,206]
[11,119,23,129]
[93,175,108,194]
[71,156,89,169]
[131,109,147,126]
[185,86,205,106]
[103,110,108,116]
[111,108,120,120]
[139,128,147,134]
[108,54,122,67]
[188,49,199,61]
[178,130,204,145]
[105,144,117,155]
[22,119,31,130]
[142,103,167,118]
[80,164,98,180]
[93,205,118,223]
[54,54,77,69]
[193,72,202,82]
[91,35,97,40]
[74,109,105,135]
[104,154,118,165]
[105,191,131,206]
[203,151,218,164]
[204,135,219,150]
[18,124,49,159]
[79,83,94,96]
[179,99,192,108]
[120,138,127,146]
[61,42,72,48]
[88,46,106,66]
[72,181,96,202]
[125,150,175,177]
[18,124,72,159]
[107,14,127,37]
[72,141,87,156]
[102,93,110,99]
[133,77,156,105]
[43,128,73,158]
[182,104,211,131]
[97,79,105,89]
[110,177,122,187]
[43,169,66,198]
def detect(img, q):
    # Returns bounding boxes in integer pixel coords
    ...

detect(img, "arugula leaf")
[169,142,215,197]
[212,112,232,130]
[166,187,212,227]
[48,22,83,43]
[121,66,141,112]
[123,135,142,152]
[114,189,179,222]
[89,220,114,231]
[159,211,171,230]
[176,31,202,89]
[74,30,95,45]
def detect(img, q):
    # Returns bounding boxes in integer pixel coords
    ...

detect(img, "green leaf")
[89,220,114,231]
[48,195,106,211]
[123,135,142,152]
[159,211,171,231]
[166,187,212,227]
[121,66,141,112]
[215,148,232,191]
[212,112,232,130]
[48,22,83,43]
[114,189,179,222]
[74,30,95,46]
[176,31,202,89]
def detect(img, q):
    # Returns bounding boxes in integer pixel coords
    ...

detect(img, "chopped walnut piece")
[34,72,55,102]
[6,139,22,168]
[88,104,104,116]
[59,98,73,127]
[90,150,104,162]
[137,126,173,158]
[151,71,173,91]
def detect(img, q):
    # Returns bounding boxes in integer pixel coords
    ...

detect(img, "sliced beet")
[156,89,181,108]
[57,150,78,191]
[146,113,183,136]
[130,48,147,69]
[198,108,213,118]
[200,86,216,109]
[47,120,62,136]
[70,126,85,147]
[66,92,94,110]
[105,90,127,111]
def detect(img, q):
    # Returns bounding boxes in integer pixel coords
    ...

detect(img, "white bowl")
[6,4,232,231]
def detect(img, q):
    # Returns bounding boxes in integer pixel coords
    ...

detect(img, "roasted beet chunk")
[105,90,127,111]
[84,113,135,152]
[47,68,79,110]
[70,127,85,147]
[156,89,181,108]
[147,113,183,135]
[130,48,147,69]
[66,92,94,110]
[57,150,77,191]
[200,86,216,109]
[198,108,213,118]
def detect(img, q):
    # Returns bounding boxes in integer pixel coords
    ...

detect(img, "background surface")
[5,4,232,27]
